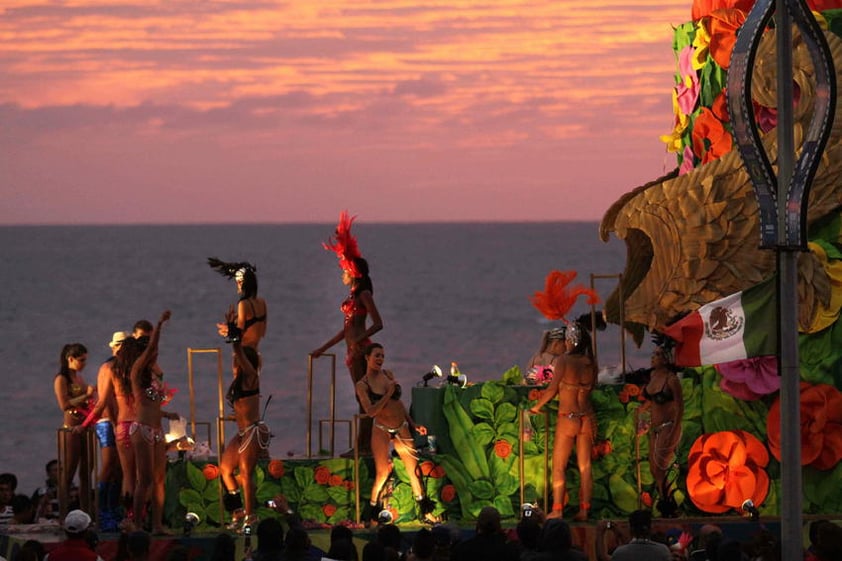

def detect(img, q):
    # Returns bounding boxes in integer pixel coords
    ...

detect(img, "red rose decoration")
[343,480,354,490]
[641,491,653,508]
[314,466,331,485]
[329,474,343,487]
[322,504,337,517]
[202,464,220,481]
[430,465,446,479]
[267,459,285,479]
[625,384,641,398]
[767,382,842,470]
[618,390,630,404]
[441,484,457,503]
[686,430,769,514]
[494,439,513,459]
[420,461,435,476]
[528,389,541,401]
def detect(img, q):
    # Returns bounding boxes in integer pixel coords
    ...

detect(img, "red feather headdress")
[530,270,600,322]
[323,210,363,277]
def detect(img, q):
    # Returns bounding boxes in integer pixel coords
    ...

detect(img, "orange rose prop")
[441,484,457,503]
[314,466,331,485]
[322,504,337,517]
[528,389,541,401]
[686,430,769,514]
[430,465,446,479]
[767,382,842,470]
[267,459,285,479]
[420,461,435,476]
[329,474,343,487]
[494,439,513,459]
[202,463,220,480]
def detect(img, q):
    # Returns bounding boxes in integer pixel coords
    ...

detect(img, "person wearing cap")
[451,506,519,561]
[75,330,129,531]
[44,509,104,561]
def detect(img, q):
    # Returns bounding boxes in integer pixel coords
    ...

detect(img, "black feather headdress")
[207,257,257,279]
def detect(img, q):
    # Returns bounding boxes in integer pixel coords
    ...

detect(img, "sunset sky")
[1,0,692,224]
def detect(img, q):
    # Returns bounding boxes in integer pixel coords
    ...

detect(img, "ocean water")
[0,223,648,495]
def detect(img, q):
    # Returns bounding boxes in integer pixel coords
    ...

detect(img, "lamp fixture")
[419,365,443,387]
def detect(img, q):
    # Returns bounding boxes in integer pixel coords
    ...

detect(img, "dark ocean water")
[0,223,647,494]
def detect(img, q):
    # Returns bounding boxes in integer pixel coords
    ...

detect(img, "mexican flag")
[662,277,777,367]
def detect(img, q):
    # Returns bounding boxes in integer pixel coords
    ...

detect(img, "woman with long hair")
[218,308,271,532]
[356,343,436,525]
[638,339,684,517]
[529,321,598,521]
[312,211,383,456]
[129,310,178,534]
[525,327,566,385]
[54,343,94,509]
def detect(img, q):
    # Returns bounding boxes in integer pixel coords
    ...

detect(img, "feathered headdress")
[323,210,363,277]
[207,257,257,281]
[530,270,600,323]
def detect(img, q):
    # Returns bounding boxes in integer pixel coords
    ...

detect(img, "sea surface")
[0,223,649,495]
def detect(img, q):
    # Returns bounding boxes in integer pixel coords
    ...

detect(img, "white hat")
[63,509,91,533]
[108,331,129,348]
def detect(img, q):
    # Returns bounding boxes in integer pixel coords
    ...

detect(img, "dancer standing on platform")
[130,310,178,534]
[218,308,271,532]
[527,269,601,521]
[638,338,683,517]
[75,331,129,531]
[312,211,383,456]
[208,258,268,359]
[356,343,437,525]
[54,343,94,509]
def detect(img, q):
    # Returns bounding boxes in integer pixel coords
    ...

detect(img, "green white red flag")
[662,277,777,367]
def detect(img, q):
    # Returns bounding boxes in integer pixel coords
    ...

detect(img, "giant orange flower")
[686,430,769,514]
[314,466,331,485]
[692,0,755,21]
[268,459,285,479]
[692,107,733,164]
[707,8,748,69]
[494,439,513,459]
[202,463,220,481]
[767,382,842,470]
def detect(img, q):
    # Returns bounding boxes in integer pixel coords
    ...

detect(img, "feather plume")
[207,257,256,279]
[531,270,600,322]
[323,210,363,276]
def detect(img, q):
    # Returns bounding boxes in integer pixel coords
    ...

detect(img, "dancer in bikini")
[208,258,268,356]
[129,310,179,534]
[312,211,383,456]
[356,343,436,525]
[218,308,271,532]
[638,340,683,517]
[525,327,566,384]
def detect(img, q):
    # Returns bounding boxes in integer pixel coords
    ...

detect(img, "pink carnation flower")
[715,356,779,400]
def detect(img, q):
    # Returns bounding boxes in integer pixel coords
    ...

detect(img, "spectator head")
[256,517,284,552]
[539,519,573,553]
[476,506,502,535]
[362,541,386,561]
[126,530,150,559]
[285,526,311,553]
[411,528,435,559]
[716,539,747,561]
[376,524,402,550]
[816,522,842,561]
[12,494,34,523]
[45,460,59,483]
[326,538,356,561]
[628,509,653,539]
[132,320,154,338]
[0,473,18,504]
[516,517,542,550]
[63,509,92,536]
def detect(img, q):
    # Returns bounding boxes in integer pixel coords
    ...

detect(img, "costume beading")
[129,421,164,445]
[237,421,271,454]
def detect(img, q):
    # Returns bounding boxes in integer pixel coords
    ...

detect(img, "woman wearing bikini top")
[356,343,437,525]
[638,342,683,517]
[529,321,597,521]
[129,310,179,534]
[219,308,270,532]
[209,258,268,354]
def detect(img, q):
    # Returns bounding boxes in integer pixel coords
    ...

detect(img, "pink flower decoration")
[715,356,779,400]
[679,145,696,176]
[676,45,700,116]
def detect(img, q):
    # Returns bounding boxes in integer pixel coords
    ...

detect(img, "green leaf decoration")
[295,466,315,489]
[494,402,518,426]
[280,477,302,503]
[179,488,203,508]
[472,422,495,447]
[204,504,221,524]
[203,481,220,503]
[500,365,522,385]
[608,473,639,514]
[327,485,353,504]
[256,481,283,503]
[299,503,325,522]
[481,382,505,404]
[470,398,495,420]
[496,422,518,442]
[493,494,516,518]
[300,483,330,503]
[468,479,495,500]
[185,462,208,492]
[442,386,490,479]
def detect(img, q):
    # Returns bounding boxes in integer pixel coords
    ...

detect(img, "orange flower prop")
[420,461,435,477]
[767,382,842,470]
[625,384,641,397]
[314,466,331,485]
[430,465,446,479]
[692,107,733,164]
[267,459,285,479]
[686,430,769,514]
[692,0,754,21]
[618,390,630,404]
[202,463,220,481]
[329,474,343,487]
[494,439,513,459]
[641,491,653,508]
[343,480,354,490]
[441,484,457,503]
[528,389,541,401]
[707,8,747,69]
[322,504,337,518]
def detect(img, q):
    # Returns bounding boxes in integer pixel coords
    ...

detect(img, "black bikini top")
[240,299,266,331]
[364,376,401,404]
[643,383,674,405]
[226,374,259,406]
